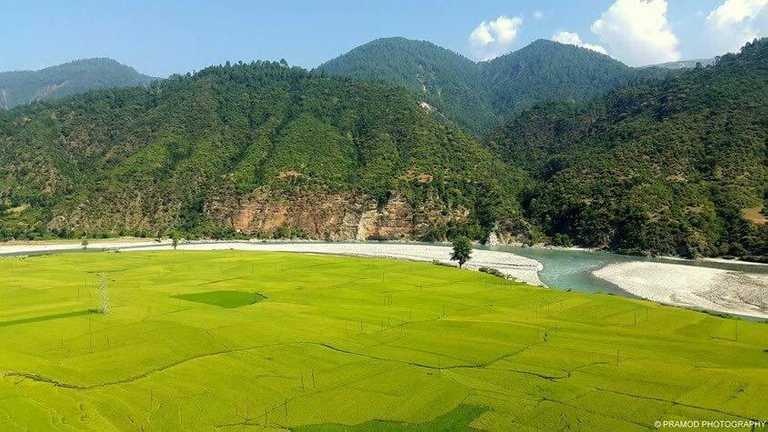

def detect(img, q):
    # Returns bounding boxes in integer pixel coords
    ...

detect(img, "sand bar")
[594,261,767,319]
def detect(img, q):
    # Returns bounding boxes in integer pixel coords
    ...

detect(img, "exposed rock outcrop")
[47,185,475,241]
[0,89,8,110]
[206,188,470,241]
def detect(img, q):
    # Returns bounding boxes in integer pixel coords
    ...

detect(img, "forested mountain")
[0,61,527,241]
[488,39,767,259]
[315,38,497,134]
[316,38,669,134]
[0,39,764,259]
[480,40,668,118]
[0,58,157,109]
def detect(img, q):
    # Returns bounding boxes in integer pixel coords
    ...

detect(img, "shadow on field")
[0,310,94,328]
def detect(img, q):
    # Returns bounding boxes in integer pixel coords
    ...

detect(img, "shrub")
[551,233,573,247]
[479,267,506,278]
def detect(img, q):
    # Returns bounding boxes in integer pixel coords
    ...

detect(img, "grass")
[0,251,765,430]
[295,404,490,431]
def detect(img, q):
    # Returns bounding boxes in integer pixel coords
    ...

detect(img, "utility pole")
[98,273,111,314]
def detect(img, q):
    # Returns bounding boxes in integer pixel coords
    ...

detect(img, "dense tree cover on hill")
[316,38,497,135]
[489,39,767,260]
[0,60,525,241]
[0,38,764,259]
[0,58,157,109]
[480,40,669,119]
[316,38,670,135]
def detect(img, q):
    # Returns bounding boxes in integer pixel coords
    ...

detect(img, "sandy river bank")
[594,261,767,319]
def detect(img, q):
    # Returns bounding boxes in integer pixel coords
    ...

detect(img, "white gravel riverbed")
[594,262,768,319]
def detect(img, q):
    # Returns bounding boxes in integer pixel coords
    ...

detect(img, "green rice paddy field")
[0,251,766,430]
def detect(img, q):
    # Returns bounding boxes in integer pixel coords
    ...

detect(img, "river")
[482,245,767,296]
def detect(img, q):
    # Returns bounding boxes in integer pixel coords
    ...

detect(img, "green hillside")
[488,39,767,259]
[316,37,497,134]
[0,58,157,109]
[0,61,526,241]
[0,40,764,259]
[316,38,669,134]
[480,40,667,118]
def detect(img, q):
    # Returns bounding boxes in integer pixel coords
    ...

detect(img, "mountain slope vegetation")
[317,38,669,134]
[0,39,764,259]
[488,39,767,259]
[0,61,526,241]
[316,37,497,134]
[0,58,157,109]
[480,39,667,118]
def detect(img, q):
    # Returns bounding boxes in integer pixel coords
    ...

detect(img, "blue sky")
[1,0,765,76]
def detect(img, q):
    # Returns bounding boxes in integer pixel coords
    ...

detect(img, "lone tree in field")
[171,232,180,250]
[81,239,89,250]
[98,273,111,314]
[451,236,472,268]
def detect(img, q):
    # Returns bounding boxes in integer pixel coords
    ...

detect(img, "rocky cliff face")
[30,83,62,103]
[206,188,470,240]
[46,185,474,241]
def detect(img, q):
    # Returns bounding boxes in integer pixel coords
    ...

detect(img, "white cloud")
[706,0,767,54]
[708,0,766,27]
[552,31,608,55]
[533,10,544,20]
[469,15,523,60]
[590,0,680,66]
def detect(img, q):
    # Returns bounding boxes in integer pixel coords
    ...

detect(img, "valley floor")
[0,251,765,429]
[0,240,544,286]
[1,240,766,318]
[137,241,545,286]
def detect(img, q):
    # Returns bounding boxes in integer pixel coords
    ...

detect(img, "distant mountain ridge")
[316,37,497,134]
[2,40,665,133]
[0,58,158,109]
[316,38,670,134]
